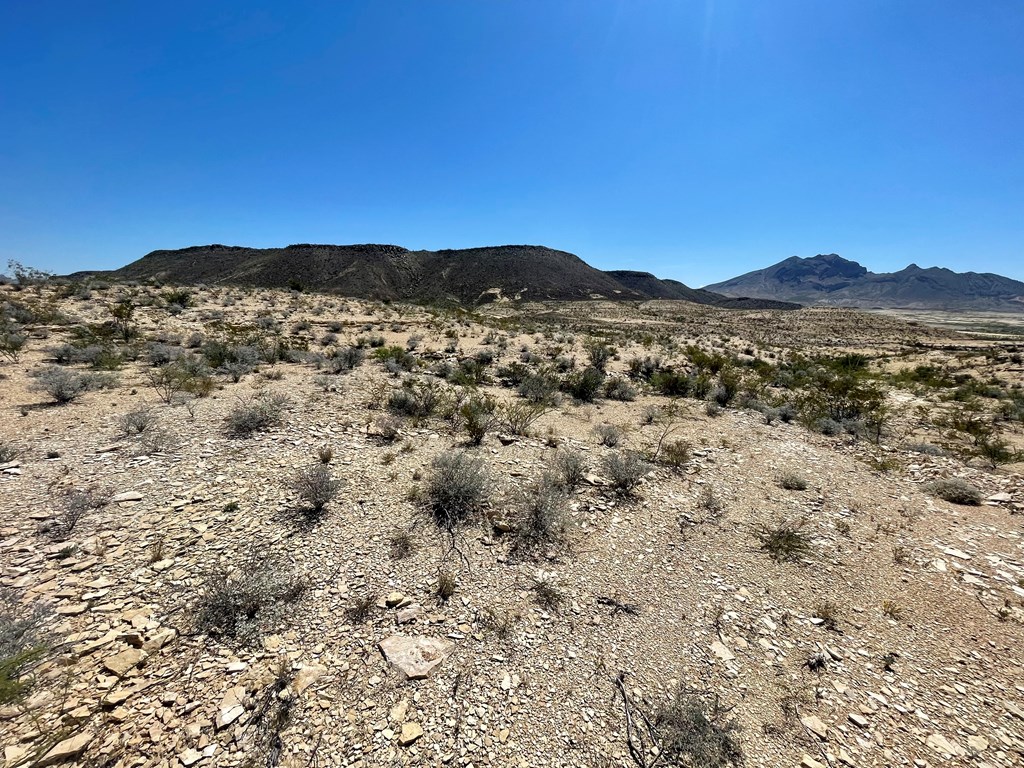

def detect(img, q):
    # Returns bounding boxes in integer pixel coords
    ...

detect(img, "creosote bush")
[290,464,342,515]
[426,451,488,531]
[925,478,981,505]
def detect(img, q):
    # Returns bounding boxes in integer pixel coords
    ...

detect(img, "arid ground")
[2,282,1023,768]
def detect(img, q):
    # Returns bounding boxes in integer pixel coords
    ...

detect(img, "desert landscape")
[1,276,1023,768]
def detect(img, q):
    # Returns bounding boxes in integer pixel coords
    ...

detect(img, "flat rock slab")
[38,732,93,767]
[379,635,454,680]
[111,491,144,503]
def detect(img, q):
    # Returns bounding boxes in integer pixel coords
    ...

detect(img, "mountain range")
[89,243,797,309]
[706,254,1024,312]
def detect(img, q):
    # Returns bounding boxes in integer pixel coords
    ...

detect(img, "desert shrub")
[329,346,365,373]
[594,423,623,447]
[906,442,945,457]
[135,427,177,456]
[602,451,649,496]
[49,487,110,540]
[374,345,416,373]
[814,417,843,436]
[373,414,403,442]
[426,451,488,531]
[518,371,561,405]
[754,519,812,563]
[461,395,496,445]
[604,377,637,401]
[289,464,342,515]
[117,406,157,437]
[554,448,587,490]
[146,356,214,403]
[0,587,50,705]
[0,324,26,363]
[778,472,809,491]
[387,380,443,421]
[515,473,569,545]
[651,369,690,397]
[0,439,18,463]
[30,366,91,404]
[162,287,192,309]
[194,551,303,645]
[660,439,692,470]
[628,356,661,382]
[652,688,742,768]
[563,366,605,403]
[925,478,981,505]
[704,402,723,418]
[147,342,182,367]
[225,392,290,437]
[585,339,615,371]
[501,401,548,436]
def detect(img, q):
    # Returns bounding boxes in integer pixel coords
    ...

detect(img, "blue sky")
[2,1,1022,285]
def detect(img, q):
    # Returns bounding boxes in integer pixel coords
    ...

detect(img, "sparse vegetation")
[925,478,982,505]
[194,551,304,645]
[754,519,812,563]
[602,450,649,496]
[289,464,342,515]
[778,471,809,491]
[426,451,488,531]
[225,392,290,437]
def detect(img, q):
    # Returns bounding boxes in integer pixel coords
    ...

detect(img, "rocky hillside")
[706,254,1024,312]
[84,244,798,309]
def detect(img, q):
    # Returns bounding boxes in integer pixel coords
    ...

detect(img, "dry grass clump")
[345,593,377,624]
[754,519,812,563]
[117,405,157,436]
[225,392,290,437]
[194,551,304,646]
[652,688,743,768]
[515,473,570,547]
[554,448,587,491]
[289,464,342,516]
[925,478,981,505]
[778,471,809,491]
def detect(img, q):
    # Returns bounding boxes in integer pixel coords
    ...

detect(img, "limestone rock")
[399,721,424,746]
[379,635,455,679]
[37,732,93,766]
[102,648,147,677]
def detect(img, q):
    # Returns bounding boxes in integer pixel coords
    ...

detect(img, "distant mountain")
[706,254,1024,312]
[84,243,799,309]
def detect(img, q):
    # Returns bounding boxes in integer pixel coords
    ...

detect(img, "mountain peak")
[706,255,1024,311]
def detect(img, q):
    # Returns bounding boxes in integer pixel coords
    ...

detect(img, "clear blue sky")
[2,1,1022,285]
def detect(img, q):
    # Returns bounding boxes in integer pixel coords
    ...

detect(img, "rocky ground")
[1,285,1023,768]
